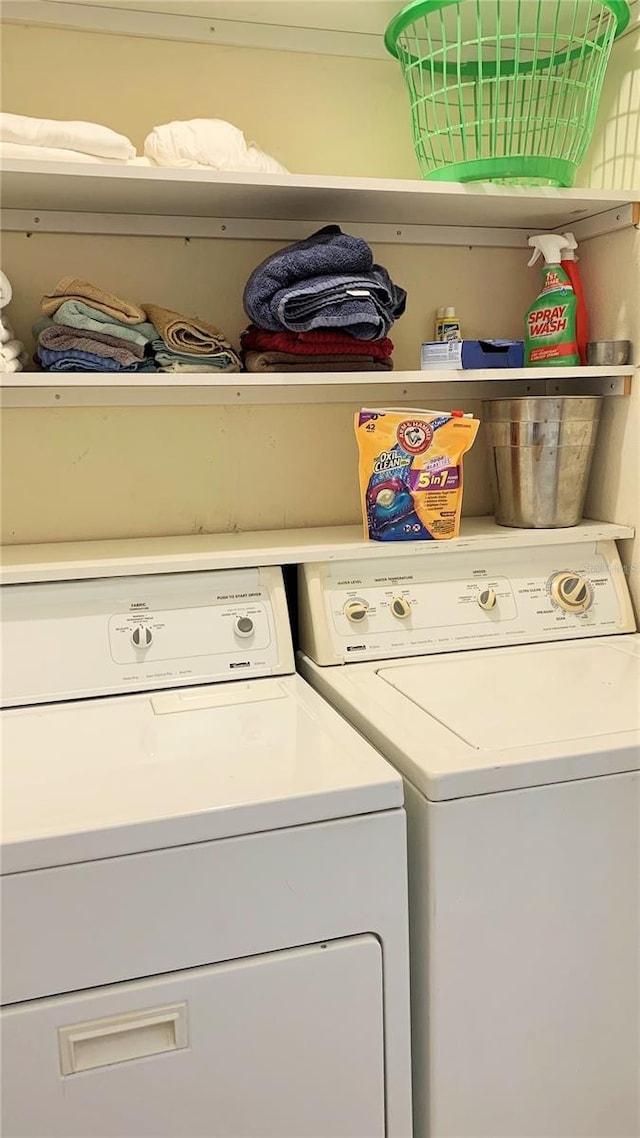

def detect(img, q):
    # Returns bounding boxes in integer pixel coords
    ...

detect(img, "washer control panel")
[298,540,635,665]
[2,567,293,706]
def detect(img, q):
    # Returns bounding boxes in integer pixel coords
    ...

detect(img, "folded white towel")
[0,140,131,165]
[0,316,14,344]
[0,270,12,309]
[144,119,288,175]
[0,355,27,373]
[1,339,25,363]
[0,113,135,161]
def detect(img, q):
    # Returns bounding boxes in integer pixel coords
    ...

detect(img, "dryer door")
[1,936,384,1138]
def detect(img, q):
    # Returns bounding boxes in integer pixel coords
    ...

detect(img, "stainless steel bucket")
[482,397,601,528]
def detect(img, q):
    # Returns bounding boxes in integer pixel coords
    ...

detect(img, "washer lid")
[299,635,640,801]
[1,675,401,873]
[379,641,640,750]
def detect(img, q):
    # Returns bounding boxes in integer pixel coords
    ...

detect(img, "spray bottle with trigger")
[560,232,589,365]
[524,234,580,368]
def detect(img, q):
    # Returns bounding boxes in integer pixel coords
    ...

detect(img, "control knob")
[477,587,497,611]
[390,597,411,620]
[551,573,593,613]
[235,616,255,638]
[343,599,369,624]
[131,625,153,648]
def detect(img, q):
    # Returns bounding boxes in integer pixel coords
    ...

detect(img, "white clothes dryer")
[298,536,640,1138]
[0,566,412,1138]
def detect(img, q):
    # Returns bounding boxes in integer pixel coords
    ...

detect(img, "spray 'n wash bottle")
[525,235,580,367]
[560,232,589,365]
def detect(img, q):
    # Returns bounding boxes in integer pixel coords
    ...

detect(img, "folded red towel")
[241,325,394,359]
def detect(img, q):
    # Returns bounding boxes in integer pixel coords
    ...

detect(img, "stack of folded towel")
[35,279,158,372]
[0,270,29,373]
[144,304,241,373]
[241,225,405,373]
[1,113,136,165]
[33,278,241,374]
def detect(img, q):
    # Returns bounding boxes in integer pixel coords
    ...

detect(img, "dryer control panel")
[2,567,293,706]
[298,540,636,665]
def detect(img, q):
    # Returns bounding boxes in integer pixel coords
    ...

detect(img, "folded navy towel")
[271,267,405,339]
[243,226,406,338]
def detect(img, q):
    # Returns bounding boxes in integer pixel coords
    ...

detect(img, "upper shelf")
[2,160,639,246]
[0,518,633,585]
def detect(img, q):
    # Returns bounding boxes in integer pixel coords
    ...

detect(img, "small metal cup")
[586,341,631,366]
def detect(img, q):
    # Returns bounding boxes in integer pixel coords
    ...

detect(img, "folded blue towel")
[271,267,404,339]
[37,346,158,372]
[243,226,406,338]
[151,338,240,372]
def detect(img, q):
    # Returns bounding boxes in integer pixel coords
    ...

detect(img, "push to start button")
[235,616,255,637]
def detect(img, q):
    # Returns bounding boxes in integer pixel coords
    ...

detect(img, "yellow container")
[355,406,479,541]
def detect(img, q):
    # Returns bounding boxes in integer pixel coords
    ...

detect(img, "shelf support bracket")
[3,209,535,249]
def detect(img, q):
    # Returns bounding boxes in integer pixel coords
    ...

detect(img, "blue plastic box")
[421,339,524,370]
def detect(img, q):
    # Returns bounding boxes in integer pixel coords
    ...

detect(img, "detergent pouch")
[355,407,480,541]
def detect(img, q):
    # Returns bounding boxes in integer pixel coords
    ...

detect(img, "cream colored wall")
[0,19,531,546]
[0,18,639,620]
[579,21,640,614]
[578,19,640,190]
[1,229,532,542]
[0,22,416,178]
[581,226,640,614]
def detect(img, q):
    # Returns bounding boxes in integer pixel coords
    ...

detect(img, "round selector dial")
[477,587,497,611]
[551,573,593,613]
[343,599,369,624]
[235,616,255,638]
[131,625,153,648]
[390,596,411,620]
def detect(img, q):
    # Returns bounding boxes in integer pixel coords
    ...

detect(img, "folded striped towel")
[243,226,406,339]
[151,339,240,373]
[42,278,146,324]
[144,303,234,357]
[241,325,394,359]
[37,346,157,372]
[243,351,393,373]
[49,301,156,348]
[37,324,144,366]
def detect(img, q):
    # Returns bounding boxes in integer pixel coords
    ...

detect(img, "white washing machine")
[0,565,412,1138]
[297,537,640,1138]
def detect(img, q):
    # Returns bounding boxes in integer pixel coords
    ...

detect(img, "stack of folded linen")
[0,270,29,373]
[241,225,406,373]
[144,304,241,373]
[240,326,394,372]
[1,113,136,165]
[144,119,287,174]
[35,278,158,371]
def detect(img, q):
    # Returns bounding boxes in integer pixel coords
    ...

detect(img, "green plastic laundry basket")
[385,0,629,186]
